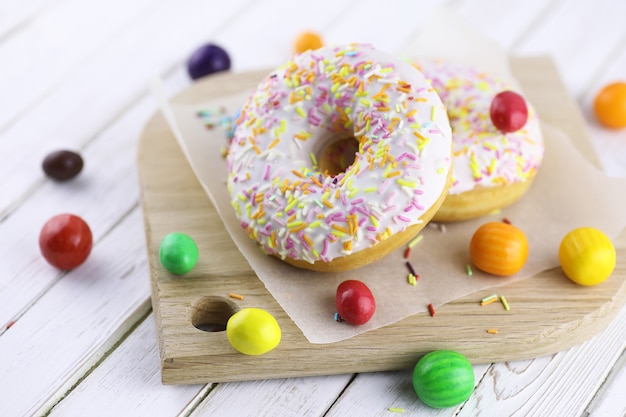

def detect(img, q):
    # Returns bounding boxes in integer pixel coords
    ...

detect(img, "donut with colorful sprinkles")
[227,44,453,271]
[415,60,544,222]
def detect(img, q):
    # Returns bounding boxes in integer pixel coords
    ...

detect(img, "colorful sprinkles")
[416,60,544,196]
[428,303,436,317]
[478,293,511,311]
[226,44,452,265]
[480,294,498,306]
[500,295,511,311]
[228,292,245,300]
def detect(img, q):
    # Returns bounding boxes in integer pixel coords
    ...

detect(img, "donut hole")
[317,136,360,177]
[189,296,239,332]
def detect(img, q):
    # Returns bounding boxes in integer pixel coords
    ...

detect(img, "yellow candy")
[558,227,616,286]
[226,308,281,355]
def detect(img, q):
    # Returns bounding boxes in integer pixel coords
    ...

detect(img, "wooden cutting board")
[138,57,625,385]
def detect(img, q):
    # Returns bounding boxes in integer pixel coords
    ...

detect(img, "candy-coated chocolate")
[593,82,626,129]
[559,227,616,286]
[412,350,474,409]
[42,150,84,181]
[293,31,323,54]
[187,43,231,80]
[159,232,199,275]
[226,308,281,355]
[489,91,528,133]
[470,222,528,276]
[39,214,92,270]
[336,280,376,325]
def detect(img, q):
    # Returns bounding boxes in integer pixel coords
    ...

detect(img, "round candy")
[593,81,626,129]
[294,31,323,54]
[412,350,475,409]
[159,232,199,275]
[226,308,281,355]
[336,280,376,325]
[42,150,84,181]
[490,91,529,133]
[39,214,92,270]
[187,43,231,80]
[470,222,529,276]
[559,227,616,286]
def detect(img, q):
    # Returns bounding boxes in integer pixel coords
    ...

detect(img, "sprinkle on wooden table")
[487,329,499,334]
[502,217,512,224]
[408,234,423,248]
[228,292,244,300]
[403,247,411,259]
[480,294,498,306]
[407,273,417,285]
[466,264,473,276]
[388,407,405,413]
[438,223,447,233]
[481,294,498,303]
[334,312,343,322]
[428,303,436,317]
[405,261,417,277]
[500,295,511,311]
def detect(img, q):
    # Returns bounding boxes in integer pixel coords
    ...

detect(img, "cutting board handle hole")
[189,296,239,333]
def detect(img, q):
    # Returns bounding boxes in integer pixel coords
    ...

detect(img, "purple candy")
[187,43,231,80]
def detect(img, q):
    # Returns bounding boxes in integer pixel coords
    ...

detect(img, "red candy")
[490,91,528,133]
[39,214,93,270]
[336,280,376,325]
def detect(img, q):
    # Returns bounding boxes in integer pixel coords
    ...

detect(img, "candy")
[470,222,528,276]
[293,31,323,54]
[412,350,474,409]
[159,232,199,275]
[489,91,528,133]
[42,150,84,181]
[335,280,376,325]
[39,214,92,270]
[226,308,281,355]
[186,43,231,80]
[593,81,626,129]
[559,227,616,286]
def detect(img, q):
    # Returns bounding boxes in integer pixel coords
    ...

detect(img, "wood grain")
[137,56,625,384]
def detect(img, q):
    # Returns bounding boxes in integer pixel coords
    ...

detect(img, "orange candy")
[294,31,324,54]
[470,222,529,276]
[593,81,626,129]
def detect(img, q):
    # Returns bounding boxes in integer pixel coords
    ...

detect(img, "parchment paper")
[152,10,626,344]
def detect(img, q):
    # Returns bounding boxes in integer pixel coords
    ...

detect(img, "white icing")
[227,45,452,264]
[416,60,544,195]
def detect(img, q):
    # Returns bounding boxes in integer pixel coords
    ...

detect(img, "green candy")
[412,350,475,409]
[159,232,199,275]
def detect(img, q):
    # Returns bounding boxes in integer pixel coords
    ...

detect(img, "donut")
[415,61,544,222]
[226,44,453,272]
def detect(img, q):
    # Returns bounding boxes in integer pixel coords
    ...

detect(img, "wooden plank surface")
[137,56,626,384]
[3,0,626,415]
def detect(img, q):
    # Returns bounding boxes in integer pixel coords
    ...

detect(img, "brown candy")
[42,150,84,181]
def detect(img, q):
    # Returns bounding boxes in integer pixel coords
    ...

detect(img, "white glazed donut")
[227,44,453,271]
[415,60,544,222]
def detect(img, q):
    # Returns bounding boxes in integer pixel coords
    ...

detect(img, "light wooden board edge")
[137,56,625,384]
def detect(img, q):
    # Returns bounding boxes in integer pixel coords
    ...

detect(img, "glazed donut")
[226,44,453,272]
[415,61,544,222]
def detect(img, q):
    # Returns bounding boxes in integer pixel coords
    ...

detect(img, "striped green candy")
[412,350,475,408]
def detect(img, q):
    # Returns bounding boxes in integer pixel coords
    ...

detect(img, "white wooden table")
[1,1,625,416]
